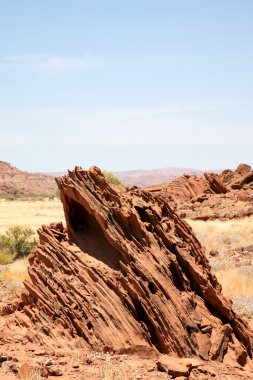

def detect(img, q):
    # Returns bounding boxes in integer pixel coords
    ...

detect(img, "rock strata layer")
[6,166,253,371]
[147,163,253,220]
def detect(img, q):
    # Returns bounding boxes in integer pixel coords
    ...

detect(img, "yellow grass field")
[189,216,253,319]
[0,199,65,234]
[187,216,253,253]
[0,258,29,281]
[0,199,65,280]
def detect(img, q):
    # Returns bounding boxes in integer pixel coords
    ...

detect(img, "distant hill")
[0,161,57,196]
[114,167,203,188]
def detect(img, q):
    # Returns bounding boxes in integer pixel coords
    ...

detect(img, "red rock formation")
[147,175,211,203]
[8,166,252,371]
[203,173,228,194]
[147,164,253,220]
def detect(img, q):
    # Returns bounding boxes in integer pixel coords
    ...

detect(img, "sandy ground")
[0,199,65,234]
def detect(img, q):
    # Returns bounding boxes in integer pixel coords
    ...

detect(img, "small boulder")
[46,365,63,376]
[157,355,203,377]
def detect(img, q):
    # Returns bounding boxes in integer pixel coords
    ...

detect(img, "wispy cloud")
[2,53,104,72]
[1,51,189,73]
[38,55,104,71]
[1,50,252,75]
[0,100,249,147]
[1,102,252,171]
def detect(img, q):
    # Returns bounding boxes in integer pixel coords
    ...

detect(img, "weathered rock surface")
[157,355,204,376]
[114,167,203,188]
[1,166,253,378]
[147,163,253,220]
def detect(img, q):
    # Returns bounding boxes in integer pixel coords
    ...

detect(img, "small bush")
[102,170,122,186]
[0,226,38,260]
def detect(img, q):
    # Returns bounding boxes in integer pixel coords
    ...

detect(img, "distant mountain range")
[114,167,203,188]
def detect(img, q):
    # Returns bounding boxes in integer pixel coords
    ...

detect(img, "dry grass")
[189,216,253,318]
[0,199,64,282]
[188,215,253,253]
[0,199,65,234]
[216,267,253,317]
[99,360,137,380]
[0,258,28,281]
[0,249,15,265]
[100,362,122,380]
[216,267,253,298]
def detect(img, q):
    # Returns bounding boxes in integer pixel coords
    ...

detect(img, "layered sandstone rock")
[6,165,251,373]
[147,164,253,220]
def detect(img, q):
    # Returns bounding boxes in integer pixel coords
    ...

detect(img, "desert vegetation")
[0,199,64,234]
[102,170,123,186]
[0,200,64,280]
[0,258,28,281]
[99,360,123,380]
[0,226,37,261]
[188,216,253,255]
[0,226,37,282]
[188,216,253,320]
[216,267,253,318]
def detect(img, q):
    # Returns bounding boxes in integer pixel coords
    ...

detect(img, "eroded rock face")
[12,167,253,368]
[147,164,253,220]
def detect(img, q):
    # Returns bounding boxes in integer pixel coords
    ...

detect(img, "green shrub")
[0,226,38,260]
[102,170,122,186]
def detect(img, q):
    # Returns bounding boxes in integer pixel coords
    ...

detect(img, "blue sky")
[0,1,252,172]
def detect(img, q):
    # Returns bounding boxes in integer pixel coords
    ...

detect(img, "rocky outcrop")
[114,167,203,188]
[146,175,210,203]
[147,164,253,220]
[6,166,251,372]
[203,173,228,194]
